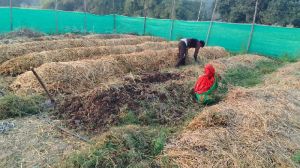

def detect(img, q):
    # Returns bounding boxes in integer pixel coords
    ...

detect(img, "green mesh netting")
[208,22,251,53]
[172,20,210,41]
[13,8,56,33]
[116,15,144,35]
[0,7,11,33]
[145,17,172,39]
[0,7,299,58]
[250,25,300,58]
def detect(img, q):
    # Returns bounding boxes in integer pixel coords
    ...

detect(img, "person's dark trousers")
[176,41,188,67]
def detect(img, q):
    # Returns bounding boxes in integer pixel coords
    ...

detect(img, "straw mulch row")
[11,47,228,95]
[0,42,177,76]
[161,62,300,168]
[0,36,164,64]
[0,33,136,46]
[10,49,177,95]
[209,54,270,74]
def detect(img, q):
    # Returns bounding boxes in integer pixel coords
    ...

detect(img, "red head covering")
[194,64,216,94]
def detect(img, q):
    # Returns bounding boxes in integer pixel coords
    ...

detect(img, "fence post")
[84,0,87,33]
[205,0,218,45]
[169,0,176,40]
[10,0,13,31]
[113,0,116,33]
[247,0,259,53]
[143,0,147,35]
[55,0,58,34]
[197,0,203,21]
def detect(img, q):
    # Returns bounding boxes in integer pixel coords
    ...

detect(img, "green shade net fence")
[0,7,300,58]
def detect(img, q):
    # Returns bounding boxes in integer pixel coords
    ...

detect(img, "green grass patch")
[62,125,170,168]
[293,151,300,164]
[221,60,284,89]
[119,110,140,125]
[0,94,45,120]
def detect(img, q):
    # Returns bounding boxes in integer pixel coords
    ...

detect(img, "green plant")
[63,125,168,168]
[221,60,284,89]
[120,110,140,125]
[0,94,44,119]
[293,151,300,164]
[278,54,299,63]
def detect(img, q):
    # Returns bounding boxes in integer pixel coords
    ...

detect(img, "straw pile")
[162,62,300,168]
[0,36,163,64]
[10,49,178,95]
[181,47,229,66]
[199,47,229,60]
[84,34,136,39]
[0,41,177,76]
[10,57,125,95]
[209,54,269,74]
[0,34,138,46]
[264,61,300,89]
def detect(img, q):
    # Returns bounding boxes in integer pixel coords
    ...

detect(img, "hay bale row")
[0,41,177,76]
[0,34,136,46]
[11,47,228,95]
[0,36,164,64]
[10,49,177,95]
[264,61,300,90]
[162,62,300,168]
[209,54,269,74]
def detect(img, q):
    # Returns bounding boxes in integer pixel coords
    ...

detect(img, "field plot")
[0,33,299,168]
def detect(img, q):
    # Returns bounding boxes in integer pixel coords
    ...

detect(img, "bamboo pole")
[197,0,203,21]
[143,0,147,35]
[169,0,176,40]
[84,0,87,33]
[10,0,13,31]
[247,0,259,52]
[113,0,116,33]
[205,0,218,45]
[55,0,58,34]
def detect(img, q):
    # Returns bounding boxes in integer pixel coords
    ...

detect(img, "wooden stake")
[169,0,176,40]
[206,0,218,45]
[30,67,55,104]
[10,0,13,31]
[143,0,147,35]
[197,0,203,21]
[84,0,87,33]
[113,0,116,33]
[247,0,259,52]
[55,0,58,34]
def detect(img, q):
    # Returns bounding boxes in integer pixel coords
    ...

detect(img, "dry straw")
[11,46,228,95]
[10,49,177,95]
[162,62,300,168]
[0,36,163,64]
[0,33,135,46]
[209,54,269,74]
[0,42,177,76]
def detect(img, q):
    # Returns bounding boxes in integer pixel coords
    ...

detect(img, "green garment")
[195,75,219,105]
